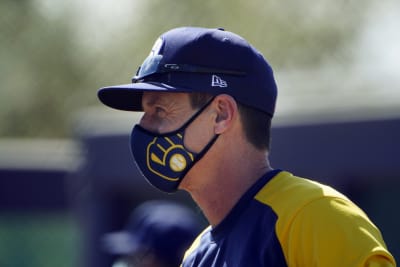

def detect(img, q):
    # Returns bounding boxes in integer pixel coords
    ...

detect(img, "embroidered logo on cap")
[211,75,227,87]
[149,38,163,56]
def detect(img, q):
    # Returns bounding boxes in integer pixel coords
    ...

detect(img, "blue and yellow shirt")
[181,170,396,267]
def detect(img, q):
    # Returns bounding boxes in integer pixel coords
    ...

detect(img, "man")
[102,200,202,267]
[98,27,396,266]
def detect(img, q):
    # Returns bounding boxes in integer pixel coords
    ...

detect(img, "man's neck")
[183,148,272,226]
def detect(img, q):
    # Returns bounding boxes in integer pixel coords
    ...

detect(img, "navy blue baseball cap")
[98,26,277,117]
[102,200,202,266]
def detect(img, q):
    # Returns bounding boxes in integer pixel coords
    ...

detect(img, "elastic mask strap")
[177,131,219,185]
[179,96,216,130]
[190,133,219,164]
[175,96,219,184]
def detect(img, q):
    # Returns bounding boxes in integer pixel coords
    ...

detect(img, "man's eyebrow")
[143,94,164,107]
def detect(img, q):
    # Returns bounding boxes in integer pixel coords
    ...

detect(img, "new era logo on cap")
[211,75,227,88]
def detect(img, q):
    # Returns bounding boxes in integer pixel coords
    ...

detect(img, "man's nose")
[139,113,160,133]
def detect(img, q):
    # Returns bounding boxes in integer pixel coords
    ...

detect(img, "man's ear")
[214,94,238,134]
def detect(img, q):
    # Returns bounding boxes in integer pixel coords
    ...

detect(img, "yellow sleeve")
[255,172,396,267]
[282,197,396,267]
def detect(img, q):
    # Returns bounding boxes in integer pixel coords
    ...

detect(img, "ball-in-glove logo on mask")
[146,133,194,181]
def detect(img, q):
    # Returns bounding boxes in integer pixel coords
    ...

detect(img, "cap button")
[217,28,225,31]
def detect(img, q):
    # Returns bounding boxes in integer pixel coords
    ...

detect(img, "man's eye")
[155,107,166,117]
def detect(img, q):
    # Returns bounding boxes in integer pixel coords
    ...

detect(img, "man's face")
[139,92,216,153]
[140,92,194,134]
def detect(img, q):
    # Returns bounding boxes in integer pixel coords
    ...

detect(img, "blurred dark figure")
[102,200,203,267]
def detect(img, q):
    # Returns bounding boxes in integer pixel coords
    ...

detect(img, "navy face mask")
[130,98,218,193]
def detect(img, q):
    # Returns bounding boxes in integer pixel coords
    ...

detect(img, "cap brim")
[98,82,191,111]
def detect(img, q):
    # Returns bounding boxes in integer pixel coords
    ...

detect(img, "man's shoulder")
[254,171,349,216]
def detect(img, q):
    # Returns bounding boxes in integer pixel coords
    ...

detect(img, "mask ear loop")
[176,96,220,184]
[179,96,216,131]
[178,132,219,186]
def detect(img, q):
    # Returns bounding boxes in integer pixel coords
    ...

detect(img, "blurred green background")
[0,213,78,267]
[1,0,399,138]
[0,0,399,266]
